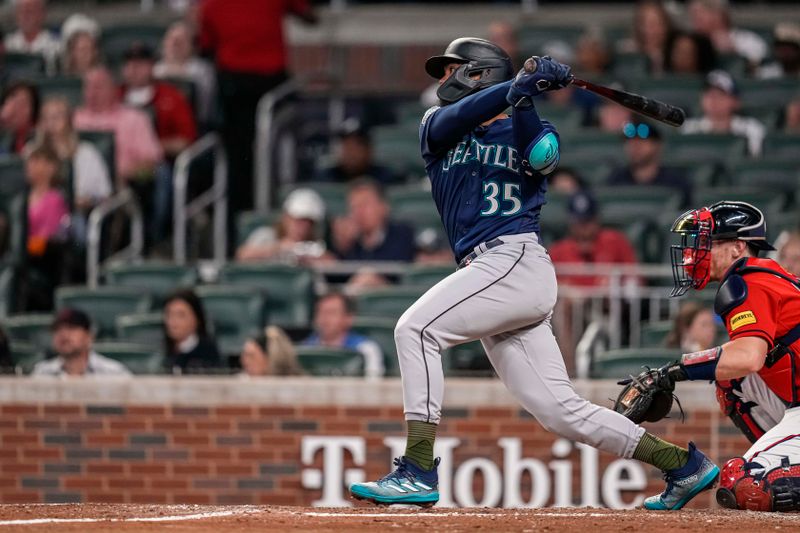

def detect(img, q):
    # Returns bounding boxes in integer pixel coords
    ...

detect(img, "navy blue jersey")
[420,108,553,262]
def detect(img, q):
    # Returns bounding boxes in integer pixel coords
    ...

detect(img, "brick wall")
[0,397,750,507]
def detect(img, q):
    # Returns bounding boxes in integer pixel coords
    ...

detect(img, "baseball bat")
[523,58,686,127]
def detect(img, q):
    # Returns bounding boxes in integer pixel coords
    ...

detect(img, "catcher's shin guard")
[716,457,800,512]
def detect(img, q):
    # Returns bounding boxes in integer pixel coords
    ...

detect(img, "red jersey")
[199,0,312,74]
[122,83,197,145]
[719,257,800,405]
[548,228,639,287]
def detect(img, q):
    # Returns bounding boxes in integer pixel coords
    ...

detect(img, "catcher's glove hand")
[613,362,687,424]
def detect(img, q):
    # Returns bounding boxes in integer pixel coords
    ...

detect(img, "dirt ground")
[0,505,799,532]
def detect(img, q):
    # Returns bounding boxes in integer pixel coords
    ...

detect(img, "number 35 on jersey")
[481,181,522,216]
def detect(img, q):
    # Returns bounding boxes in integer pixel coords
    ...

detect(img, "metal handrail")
[173,132,228,265]
[254,79,299,212]
[86,188,144,289]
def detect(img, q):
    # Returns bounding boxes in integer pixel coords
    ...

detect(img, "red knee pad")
[717,457,772,512]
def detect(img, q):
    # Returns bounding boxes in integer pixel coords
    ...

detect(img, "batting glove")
[506,56,573,108]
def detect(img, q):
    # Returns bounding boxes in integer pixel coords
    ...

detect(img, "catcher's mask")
[670,201,775,297]
[426,37,513,105]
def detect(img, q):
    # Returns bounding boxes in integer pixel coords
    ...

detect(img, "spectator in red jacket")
[548,191,640,288]
[121,41,197,161]
[199,0,317,213]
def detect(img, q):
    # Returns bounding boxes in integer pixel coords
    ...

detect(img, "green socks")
[633,432,690,471]
[405,420,437,470]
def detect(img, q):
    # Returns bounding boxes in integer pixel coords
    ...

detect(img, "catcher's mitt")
[613,364,684,424]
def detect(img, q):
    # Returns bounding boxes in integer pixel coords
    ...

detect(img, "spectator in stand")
[776,230,800,277]
[575,28,611,76]
[664,31,717,75]
[198,0,317,213]
[4,0,61,73]
[74,66,163,186]
[238,326,304,377]
[59,13,101,77]
[32,308,132,377]
[34,97,111,213]
[606,121,692,207]
[688,0,768,69]
[331,178,416,262]
[758,22,800,80]
[682,70,766,157]
[163,288,221,373]
[315,119,398,184]
[548,190,640,288]
[304,292,384,378]
[25,143,68,258]
[784,97,800,133]
[664,301,718,352]
[121,42,197,162]
[154,21,217,126]
[618,0,674,75]
[236,188,333,264]
[0,80,39,155]
[548,167,588,196]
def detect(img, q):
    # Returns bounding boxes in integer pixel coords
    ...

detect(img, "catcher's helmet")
[669,201,775,296]
[425,37,514,105]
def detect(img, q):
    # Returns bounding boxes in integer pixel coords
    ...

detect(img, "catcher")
[615,201,800,512]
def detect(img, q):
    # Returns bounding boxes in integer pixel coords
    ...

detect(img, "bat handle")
[523,57,537,73]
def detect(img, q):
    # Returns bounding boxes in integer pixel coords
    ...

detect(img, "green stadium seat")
[3,313,53,351]
[728,160,799,192]
[54,286,153,338]
[693,187,786,215]
[763,133,800,161]
[738,79,799,110]
[445,341,492,376]
[403,264,454,288]
[633,77,705,118]
[92,341,163,374]
[34,76,83,107]
[595,186,683,214]
[396,101,427,124]
[235,210,281,247]
[294,346,364,377]
[640,321,673,347]
[0,265,14,316]
[278,182,348,217]
[665,134,748,164]
[717,53,748,78]
[104,262,197,299]
[219,263,314,328]
[560,132,624,164]
[351,316,398,376]
[533,102,584,134]
[115,313,163,347]
[100,23,168,67]
[517,25,585,56]
[590,347,680,379]
[0,155,26,212]
[611,52,649,80]
[387,185,436,218]
[10,341,44,374]
[195,285,266,356]
[564,156,617,187]
[4,52,45,78]
[373,125,426,179]
[354,287,427,319]
[78,131,116,183]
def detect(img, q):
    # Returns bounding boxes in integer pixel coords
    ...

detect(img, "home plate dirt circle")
[0,505,797,532]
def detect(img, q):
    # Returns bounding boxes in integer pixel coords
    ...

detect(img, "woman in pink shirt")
[25,143,68,257]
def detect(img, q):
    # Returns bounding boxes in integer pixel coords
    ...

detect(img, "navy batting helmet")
[425,37,514,105]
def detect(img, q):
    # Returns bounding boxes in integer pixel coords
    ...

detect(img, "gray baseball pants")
[395,232,645,458]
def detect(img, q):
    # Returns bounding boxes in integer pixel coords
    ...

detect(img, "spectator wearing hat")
[198,0,317,214]
[0,80,39,155]
[59,13,101,77]
[758,23,800,80]
[4,0,61,74]
[32,309,132,377]
[314,119,399,184]
[682,70,766,157]
[548,191,640,288]
[689,0,768,68]
[236,187,333,264]
[606,121,692,207]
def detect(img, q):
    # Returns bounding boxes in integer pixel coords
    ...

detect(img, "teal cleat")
[349,456,440,507]
[644,442,720,511]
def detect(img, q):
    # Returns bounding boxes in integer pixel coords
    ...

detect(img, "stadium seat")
[100,23,168,67]
[595,186,683,214]
[10,341,44,374]
[590,347,680,379]
[640,321,673,347]
[0,156,26,212]
[54,286,153,338]
[3,313,53,351]
[34,76,83,107]
[563,156,617,187]
[728,160,799,193]
[104,262,197,299]
[195,285,266,356]
[517,25,585,56]
[294,346,364,377]
[632,77,705,118]
[219,263,315,328]
[738,79,799,110]
[445,341,492,376]
[354,287,427,319]
[396,100,427,124]
[115,313,163,347]
[372,125,426,179]
[92,341,163,375]
[763,133,800,161]
[403,264,453,288]
[665,134,748,164]
[611,52,649,80]
[78,131,116,183]
[3,52,45,78]
[235,210,280,247]
[351,316,398,376]
[532,102,584,134]
[693,187,786,215]
[560,132,624,164]
[387,185,437,219]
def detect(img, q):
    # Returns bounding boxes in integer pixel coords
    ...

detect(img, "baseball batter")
[349,37,718,510]
[661,201,800,512]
